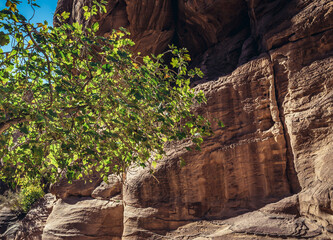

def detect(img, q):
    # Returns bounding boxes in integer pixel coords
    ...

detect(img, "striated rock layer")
[42,196,123,240]
[0,194,56,240]
[2,0,331,239]
[123,54,293,238]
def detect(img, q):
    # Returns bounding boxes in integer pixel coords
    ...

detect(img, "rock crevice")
[267,52,301,194]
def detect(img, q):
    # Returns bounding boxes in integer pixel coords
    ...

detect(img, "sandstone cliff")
[1,0,332,239]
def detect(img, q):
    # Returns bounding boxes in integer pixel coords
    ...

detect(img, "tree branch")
[0,105,88,135]
[0,117,28,135]
[23,23,54,108]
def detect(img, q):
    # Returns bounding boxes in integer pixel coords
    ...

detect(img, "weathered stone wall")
[123,54,293,237]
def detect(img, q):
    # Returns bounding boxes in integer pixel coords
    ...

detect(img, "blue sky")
[0,0,58,25]
[1,0,58,52]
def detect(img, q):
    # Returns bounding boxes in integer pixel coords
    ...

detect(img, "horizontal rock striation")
[0,194,56,240]
[42,176,123,240]
[42,196,123,240]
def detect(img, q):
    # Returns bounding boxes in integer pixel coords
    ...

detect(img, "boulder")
[50,174,102,199]
[91,175,122,200]
[42,196,123,240]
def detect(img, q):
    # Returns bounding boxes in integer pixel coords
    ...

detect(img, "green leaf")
[19,126,29,134]
[0,31,10,46]
[92,22,99,32]
[152,161,157,169]
[170,58,179,68]
[61,11,70,20]
[0,2,211,189]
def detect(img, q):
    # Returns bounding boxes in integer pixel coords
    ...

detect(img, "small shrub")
[0,184,44,213]
[18,184,44,213]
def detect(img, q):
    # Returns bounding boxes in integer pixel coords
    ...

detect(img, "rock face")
[42,196,123,240]
[42,176,123,240]
[0,207,19,237]
[0,193,56,240]
[123,54,294,237]
[49,174,102,199]
[10,0,332,239]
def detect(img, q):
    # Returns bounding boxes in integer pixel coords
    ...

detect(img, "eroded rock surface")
[15,0,333,239]
[120,0,333,238]
[0,193,56,240]
[50,174,102,199]
[42,196,123,240]
[123,54,293,238]
[91,175,122,200]
[0,207,19,238]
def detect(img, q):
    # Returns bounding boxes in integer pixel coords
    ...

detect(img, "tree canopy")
[0,0,211,187]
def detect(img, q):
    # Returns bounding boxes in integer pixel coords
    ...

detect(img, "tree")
[0,0,210,187]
